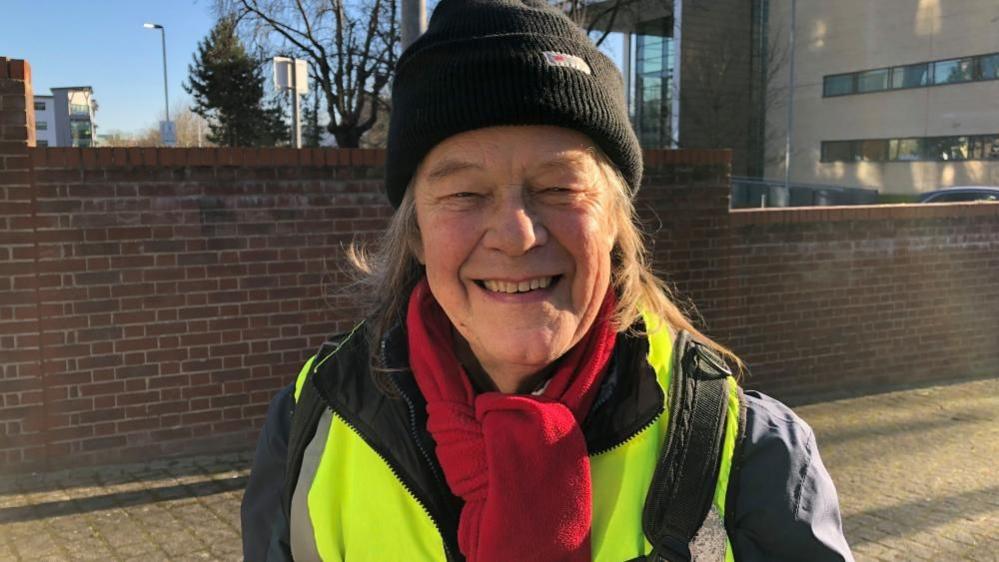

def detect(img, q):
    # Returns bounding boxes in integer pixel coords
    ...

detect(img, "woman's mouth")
[475,276,560,294]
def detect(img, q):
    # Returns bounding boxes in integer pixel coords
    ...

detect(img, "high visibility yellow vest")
[288,314,741,561]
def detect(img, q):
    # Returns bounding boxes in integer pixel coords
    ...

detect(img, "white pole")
[784,0,796,190]
[292,60,301,148]
[160,27,170,124]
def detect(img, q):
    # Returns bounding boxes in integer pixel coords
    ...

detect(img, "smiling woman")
[240,1,855,561]
[411,127,617,394]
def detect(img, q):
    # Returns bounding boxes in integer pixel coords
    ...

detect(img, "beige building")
[766,0,999,196]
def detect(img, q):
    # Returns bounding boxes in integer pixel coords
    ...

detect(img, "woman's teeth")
[482,277,553,294]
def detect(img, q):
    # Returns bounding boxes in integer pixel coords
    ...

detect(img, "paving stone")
[7,530,62,557]
[123,550,173,562]
[111,542,161,559]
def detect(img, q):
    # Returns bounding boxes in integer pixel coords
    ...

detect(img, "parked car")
[918,186,999,203]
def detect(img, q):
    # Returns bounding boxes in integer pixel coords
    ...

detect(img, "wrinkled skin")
[411,125,617,393]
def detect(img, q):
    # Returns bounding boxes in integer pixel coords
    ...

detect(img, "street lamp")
[143,23,170,125]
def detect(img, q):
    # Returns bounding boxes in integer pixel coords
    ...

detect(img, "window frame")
[823,73,856,97]
[931,57,976,86]
[822,51,999,98]
[820,140,857,163]
[826,134,999,163]
[856,68,891,93]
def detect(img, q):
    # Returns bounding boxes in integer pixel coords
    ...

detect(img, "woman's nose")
[483,195,548,255]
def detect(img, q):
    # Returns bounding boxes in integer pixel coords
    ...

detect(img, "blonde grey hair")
[346,148,743,373]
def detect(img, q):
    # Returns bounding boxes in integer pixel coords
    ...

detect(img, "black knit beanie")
[385,0,642,208]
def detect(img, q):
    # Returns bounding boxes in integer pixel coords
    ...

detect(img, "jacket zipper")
[325,405,455,561]
[381,340,450,490]
[379,339,458,561]
[589,407,664,457]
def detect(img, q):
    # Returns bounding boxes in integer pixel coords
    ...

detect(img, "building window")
[70,103,90,116]
[36,121,48,131]
[70,120,93,147]
[824,134,999,162]
[932,58,974,85]
[856,68,890,93]
[891,63,929,89]
[858,139,888,161]
[924,136,969,161]
[823,51,999,97]
[979,54,999,80]
[889,139,922,161]
[823,74,854,96]
[34,101,46,111]
[634,16,674,149]
[36,140,48,147]
[971,135,999,160]
[821,141,855,162]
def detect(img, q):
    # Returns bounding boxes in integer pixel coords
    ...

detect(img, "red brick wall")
[2,57,43,467]
[641,185,999,400]
[722,207,999,399]
[2,57,998,470]
[3,146,395,469]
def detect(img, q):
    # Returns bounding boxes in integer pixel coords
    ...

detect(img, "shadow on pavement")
[0,452,252,497]
[0,475,248,524]
[813,406,994,448]
[844,484,998,545]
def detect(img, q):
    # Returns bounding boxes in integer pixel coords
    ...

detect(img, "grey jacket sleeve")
[729,390,855,562]
[241,384,295,562]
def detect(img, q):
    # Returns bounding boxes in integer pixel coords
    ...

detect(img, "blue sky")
[1,1,623,137]
[0,0,216,135]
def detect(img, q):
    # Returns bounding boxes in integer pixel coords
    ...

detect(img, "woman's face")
[412,125,617,385]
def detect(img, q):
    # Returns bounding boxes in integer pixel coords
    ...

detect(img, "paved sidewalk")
[798,377,997,561]
[0,454,250,561]
[0,378,996,561]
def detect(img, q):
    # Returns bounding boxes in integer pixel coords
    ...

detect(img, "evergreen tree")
[302,89,324,148]
[184,16,288,147]
[258,96,291,147]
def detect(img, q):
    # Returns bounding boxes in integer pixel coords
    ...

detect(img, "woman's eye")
[542,186,574,195]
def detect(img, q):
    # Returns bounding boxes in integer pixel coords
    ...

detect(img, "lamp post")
[783,0,796,193]
[144,23,174,145]
[401,0,427,49]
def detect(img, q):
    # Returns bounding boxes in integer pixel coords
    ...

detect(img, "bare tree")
[108,103,213,147]
[556,0,646,47]
[219,0,399,148]
[674,2,790,176]
[359,93,390,148]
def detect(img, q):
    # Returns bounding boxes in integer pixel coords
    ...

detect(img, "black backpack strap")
[642,330,734,562]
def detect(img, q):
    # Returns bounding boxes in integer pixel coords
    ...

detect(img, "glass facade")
[634,17,674,148]
[70,120,94,147]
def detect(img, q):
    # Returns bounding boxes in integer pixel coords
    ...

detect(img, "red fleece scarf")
[406,279,617,562]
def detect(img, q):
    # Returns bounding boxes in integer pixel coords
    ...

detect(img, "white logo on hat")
[542,51,592,75]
